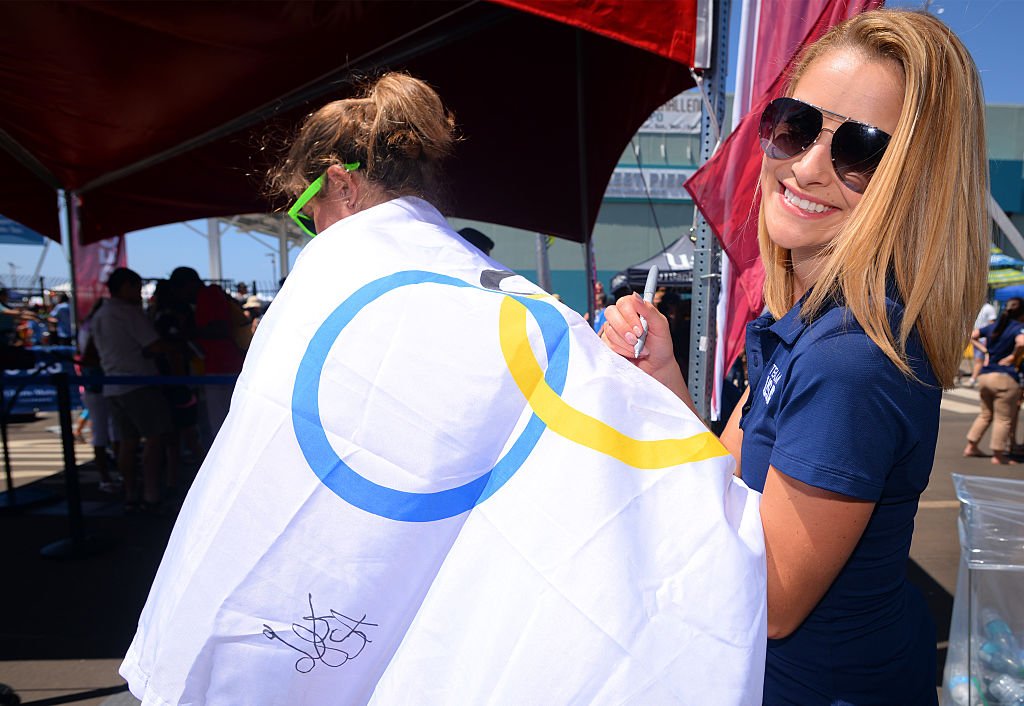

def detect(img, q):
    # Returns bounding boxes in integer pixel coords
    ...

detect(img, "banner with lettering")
[639,91,703,134]
[71,195,127,324]
[121,197,766,705]
[604,167,696,202]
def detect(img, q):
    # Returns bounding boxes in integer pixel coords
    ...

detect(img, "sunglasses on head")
[758,97,891,194]
[286,161,361,238]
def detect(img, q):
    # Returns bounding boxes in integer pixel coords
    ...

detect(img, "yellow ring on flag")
[498,297,729,469]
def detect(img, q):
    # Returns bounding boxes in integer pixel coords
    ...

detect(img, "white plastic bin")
[942,474,1024,705]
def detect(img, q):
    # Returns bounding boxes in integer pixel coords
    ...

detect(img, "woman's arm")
[970,327,987,353]
[720,387,748,475]
[998,332,1024,367]
[600,294,695,412]
[761,467,874,638]
[693,377,870,631]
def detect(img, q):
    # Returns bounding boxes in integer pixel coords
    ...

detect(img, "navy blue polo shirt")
[741,291,940,705]
[978,320,1024,377]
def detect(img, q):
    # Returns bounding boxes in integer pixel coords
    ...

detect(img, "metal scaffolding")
[687,0,730,422]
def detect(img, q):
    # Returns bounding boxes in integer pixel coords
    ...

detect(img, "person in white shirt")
[90,267,173,512]
[969,300,998,386]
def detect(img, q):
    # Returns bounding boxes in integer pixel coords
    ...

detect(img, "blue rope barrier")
[1,373,239,386]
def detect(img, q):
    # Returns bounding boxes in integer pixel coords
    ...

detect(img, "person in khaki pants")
[965,297,1024,464]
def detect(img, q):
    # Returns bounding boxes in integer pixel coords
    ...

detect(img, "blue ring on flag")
[292,270,569,522]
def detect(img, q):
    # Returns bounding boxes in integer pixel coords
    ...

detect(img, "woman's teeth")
[784,187,832,213]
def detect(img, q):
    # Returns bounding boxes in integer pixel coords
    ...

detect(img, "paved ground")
[0,415,94,493]
[0,381,1020,705]
[0,413,193,706]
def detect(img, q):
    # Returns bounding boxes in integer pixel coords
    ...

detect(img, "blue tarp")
[0,215,45,246]
[991,253,1024,269]
[994,284,1024,302]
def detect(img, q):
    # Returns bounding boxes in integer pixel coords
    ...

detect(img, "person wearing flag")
[603,9,987,705]
[120,72,766,704]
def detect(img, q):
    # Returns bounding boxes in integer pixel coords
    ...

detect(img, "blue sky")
[888,0,1023,105]
[3,0,1022,287]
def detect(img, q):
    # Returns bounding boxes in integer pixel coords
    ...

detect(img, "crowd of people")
[0,288,73,348]
[73,268,262,512]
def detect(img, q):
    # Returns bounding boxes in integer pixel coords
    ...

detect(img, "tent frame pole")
[576,29,596,319]
[535,234,553,292]
[277,221,290,282]
[207,219,224,283]
[687,0,730,422]
[59,190,81,336]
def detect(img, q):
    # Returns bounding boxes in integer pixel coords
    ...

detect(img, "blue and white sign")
[2,347,82,414]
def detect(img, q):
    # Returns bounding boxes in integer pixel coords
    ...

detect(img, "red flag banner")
[685,0,882,378]
[72,195,127,324]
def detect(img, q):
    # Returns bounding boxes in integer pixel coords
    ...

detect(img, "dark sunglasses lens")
[297,213,316,235]
[759,98,822,160]
[832,122,890,194]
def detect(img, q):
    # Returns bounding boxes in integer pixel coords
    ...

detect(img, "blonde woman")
[603,9,987,704]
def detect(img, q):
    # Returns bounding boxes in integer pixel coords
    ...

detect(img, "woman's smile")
[777,185,836,217]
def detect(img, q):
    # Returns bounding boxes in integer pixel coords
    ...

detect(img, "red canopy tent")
[0,0,701,247]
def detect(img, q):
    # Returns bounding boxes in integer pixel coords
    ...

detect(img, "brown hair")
[268,72,457,204]
[759,9,989,387]
[992,298,1024,339]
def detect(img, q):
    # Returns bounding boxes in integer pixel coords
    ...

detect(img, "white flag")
[121,197,766,705]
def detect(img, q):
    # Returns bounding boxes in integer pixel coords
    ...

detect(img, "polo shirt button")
[752,354,760,367]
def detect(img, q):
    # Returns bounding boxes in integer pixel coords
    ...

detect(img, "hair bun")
[385,129,424,160]
[367,73,455,162]
[268,71,456,207]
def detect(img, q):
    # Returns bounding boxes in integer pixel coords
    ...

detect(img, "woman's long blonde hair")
[759,9,989,387]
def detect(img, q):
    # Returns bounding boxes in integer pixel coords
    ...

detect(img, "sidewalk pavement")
[0,413,189,706]
[0,383,1020,705]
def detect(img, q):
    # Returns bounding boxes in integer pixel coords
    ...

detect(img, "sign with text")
[2,347,82,414]
[604,167,696,202]
[639,93,703,133]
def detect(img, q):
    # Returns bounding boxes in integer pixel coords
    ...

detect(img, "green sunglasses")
[286,161,361,238]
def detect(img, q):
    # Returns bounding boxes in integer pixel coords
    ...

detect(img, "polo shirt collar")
[768,300,807,345]
[765,287,845,345]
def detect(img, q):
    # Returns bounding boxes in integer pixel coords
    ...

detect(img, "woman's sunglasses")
[758,97,891,194]
[286,162,361,238]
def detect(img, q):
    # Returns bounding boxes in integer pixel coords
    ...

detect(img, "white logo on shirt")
[762,364,782,404]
